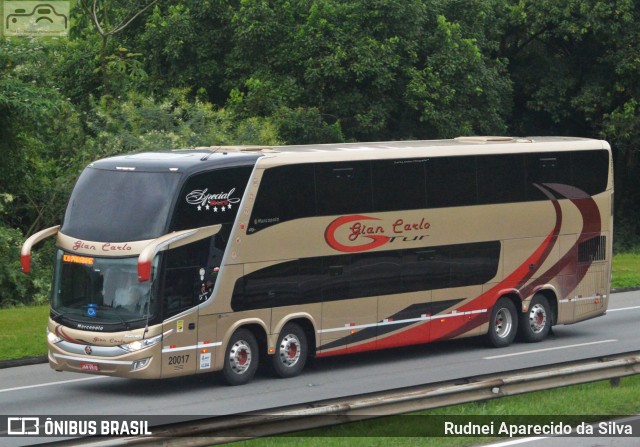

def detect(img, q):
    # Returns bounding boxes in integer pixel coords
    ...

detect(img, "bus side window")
[160,238,210,317]
[427,156,477,208]
[525,152,571,200]
[248,164,316,233]
[372,159,427,212]
[315,161,372,216]
[570,150,609,196]
[170,167,252,231]
[477,154,526,205]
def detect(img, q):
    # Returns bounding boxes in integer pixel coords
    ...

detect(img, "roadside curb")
[610,287,640,294]
[0,355,47,370]
[2,288,638,370]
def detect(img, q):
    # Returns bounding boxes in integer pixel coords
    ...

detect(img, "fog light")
[131,358,151,371]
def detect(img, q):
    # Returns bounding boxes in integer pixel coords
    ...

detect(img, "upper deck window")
[372,159,427,212]
[316,162,373,215]
[62,168,181,242]
[170,166,253,231]
[247,149,610,232]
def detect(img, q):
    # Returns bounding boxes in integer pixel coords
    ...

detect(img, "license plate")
[80,362,100,371]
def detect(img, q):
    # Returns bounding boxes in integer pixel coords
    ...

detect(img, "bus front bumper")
[48,342,162,379]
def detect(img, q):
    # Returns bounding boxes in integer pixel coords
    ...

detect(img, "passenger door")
[159,240,211,377]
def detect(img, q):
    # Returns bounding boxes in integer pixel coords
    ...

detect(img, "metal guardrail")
[45,350,640,447]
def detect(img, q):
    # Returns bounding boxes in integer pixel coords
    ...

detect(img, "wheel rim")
[278,334,301,368]
[528,303,547,333]
[494,307,513,339]
[229,340,252,375]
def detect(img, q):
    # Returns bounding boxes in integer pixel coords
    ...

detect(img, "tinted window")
[352,251,402,297]
[427,156,477,208]
[245,149,609,234]
[172,167,252,231]
[231,241,500,311]
[477,154,526,204]
[232,258,322,311]
[323,251,403,300]
[372,159,427,212]
[316,162,373,215]
[402,248,450,291]
[525,152,571,200]
[63,168,181,242]
[449,242,501,286]
[161,239,211,318]
[248,164,316,233]
[571,150,609,196]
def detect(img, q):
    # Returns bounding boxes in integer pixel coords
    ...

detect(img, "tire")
[271,323,308,378]
[222,328,259,386]
[519,294,552,343]
[487,297,518,348]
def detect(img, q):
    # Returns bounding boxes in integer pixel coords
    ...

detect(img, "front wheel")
[271,323,308,378]
[519,294,552,342]
[222,328,259,386]
[487,297,518,348]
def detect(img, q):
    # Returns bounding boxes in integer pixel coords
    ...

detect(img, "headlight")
[46,327,62,344]
[119,333,163,352]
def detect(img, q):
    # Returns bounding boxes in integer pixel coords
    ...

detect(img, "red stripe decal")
[317,184,602,358]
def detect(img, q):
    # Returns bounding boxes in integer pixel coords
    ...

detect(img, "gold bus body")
[41,137,613,379]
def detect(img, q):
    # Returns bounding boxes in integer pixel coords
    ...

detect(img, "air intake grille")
[578,235,606,263]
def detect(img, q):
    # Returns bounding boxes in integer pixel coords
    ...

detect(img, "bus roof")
[87,149,262,174]
[86,137,609,172]
[259,136,609,167]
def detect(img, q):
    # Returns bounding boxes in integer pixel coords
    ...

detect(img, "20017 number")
[168,354,190,365]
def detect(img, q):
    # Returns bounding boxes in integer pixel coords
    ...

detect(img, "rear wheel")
[519,294,552,342]
[271,323,308,378]
[487,297,518,348]
[222,328,259,386]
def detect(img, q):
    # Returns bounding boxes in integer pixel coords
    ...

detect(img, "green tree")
[503,0,640,248]
[76,0,157,97]
[0,39,81,233]
[223,0,511,141]
[84,88,281,157]
[138,1,233,101]
[0,189,52,308]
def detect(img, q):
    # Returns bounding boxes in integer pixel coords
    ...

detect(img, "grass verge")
[0,304,48,361]
[237,375,640,447]
[612,253,640,289]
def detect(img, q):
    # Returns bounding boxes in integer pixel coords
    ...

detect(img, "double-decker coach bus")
[21,136,612,385]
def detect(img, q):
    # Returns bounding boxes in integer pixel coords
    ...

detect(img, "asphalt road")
[1,291,638,446]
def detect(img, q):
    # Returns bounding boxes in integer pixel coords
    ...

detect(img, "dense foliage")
[1,0,639,306]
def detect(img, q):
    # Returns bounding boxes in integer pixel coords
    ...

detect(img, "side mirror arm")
[21,225,60,273]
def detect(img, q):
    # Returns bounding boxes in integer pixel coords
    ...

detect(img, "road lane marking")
[607,305,640,312]
[0,375,106,393]
[483,339,618,360]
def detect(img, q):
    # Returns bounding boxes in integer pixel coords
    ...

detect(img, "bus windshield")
[51,250,158,331]
[62,168,181,242]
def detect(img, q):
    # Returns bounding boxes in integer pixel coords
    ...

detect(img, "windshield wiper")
[51,311,66,323]
[109,307,131,330]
